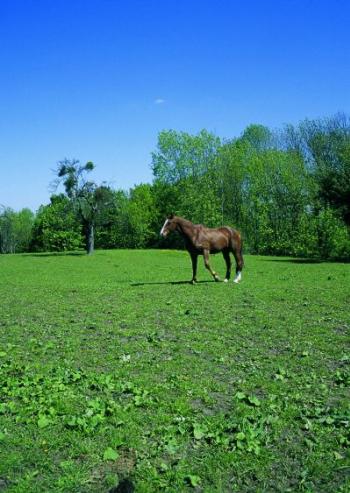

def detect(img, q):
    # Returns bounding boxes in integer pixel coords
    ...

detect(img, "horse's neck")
[176,218,197,239]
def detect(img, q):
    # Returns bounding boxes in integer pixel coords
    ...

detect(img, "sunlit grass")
[0,250,349,492]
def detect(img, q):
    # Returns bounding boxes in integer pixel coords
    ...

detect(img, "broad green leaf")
[186,474,201,487]
[38,415,51,429]
[248,395,261,406]
[103,447,119,461]
[193,422,207,440]
[236,432,245,441]
[235,391,246,400]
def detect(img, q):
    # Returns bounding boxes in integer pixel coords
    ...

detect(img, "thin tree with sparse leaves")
[53,158,110,254]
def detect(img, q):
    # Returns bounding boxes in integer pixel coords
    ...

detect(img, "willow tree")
[53,159,110,254]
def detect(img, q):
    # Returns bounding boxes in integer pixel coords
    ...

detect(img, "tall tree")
[53,159,110,254]
[216,139,247,226]
[242,148,310,254]
[152,129,221,185]
[151,129,222,226]
[0,207,17,253]
[307,122,350,224]
[0,206,34,253]
[282,114,350,224]
[241,124,274,152]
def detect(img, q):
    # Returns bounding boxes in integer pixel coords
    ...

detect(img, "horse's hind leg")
[222,250,231,282]
[203,249,220,281]
[230,233,243,283]
[232,247,243,283]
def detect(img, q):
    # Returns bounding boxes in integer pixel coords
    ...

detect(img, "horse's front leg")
[190,252,198,284]
[203,249,220,281]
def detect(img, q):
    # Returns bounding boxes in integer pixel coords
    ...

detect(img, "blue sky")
[0,0,349,211]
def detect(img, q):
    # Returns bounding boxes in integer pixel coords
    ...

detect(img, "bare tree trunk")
[86,222,94,255]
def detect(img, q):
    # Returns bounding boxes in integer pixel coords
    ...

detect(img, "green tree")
[284,113,350,224]
[0,207,34,253]
[127,184,158,247]
[310,129,350,224]
[95,185,158,249]
[31,195,83,252]
[14,208,35,252]
[151,129,222,228]
[240,146,310,255]
[53,159,111,254]
[241,124,274,152]
[215,139,248,227]
[0,207,17,253]
[152,129,220,184]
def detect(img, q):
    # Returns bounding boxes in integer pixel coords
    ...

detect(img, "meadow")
[0,250,349,492]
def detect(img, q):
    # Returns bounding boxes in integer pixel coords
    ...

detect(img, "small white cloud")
[154,98,165,104]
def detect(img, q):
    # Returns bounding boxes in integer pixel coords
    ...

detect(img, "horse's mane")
[174,216,196,227]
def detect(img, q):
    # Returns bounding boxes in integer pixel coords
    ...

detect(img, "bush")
[31,195,83,252]
[316,208,350,260]
[292,208,350,260]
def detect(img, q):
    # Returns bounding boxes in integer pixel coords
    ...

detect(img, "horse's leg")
[190,252,198,284]
[222,250,231,282]
[203,249,220,281]
[232,246,244,283]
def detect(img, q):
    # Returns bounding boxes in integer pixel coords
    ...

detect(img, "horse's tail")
[238,232,244,270]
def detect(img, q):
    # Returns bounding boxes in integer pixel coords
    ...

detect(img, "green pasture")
[0,250,349,492]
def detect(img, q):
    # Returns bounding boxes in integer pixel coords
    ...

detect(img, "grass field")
[0,249,349,492]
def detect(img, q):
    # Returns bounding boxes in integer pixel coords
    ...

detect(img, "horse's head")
[160,214,177,237]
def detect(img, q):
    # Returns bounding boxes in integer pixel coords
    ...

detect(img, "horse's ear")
[168,213,174,219]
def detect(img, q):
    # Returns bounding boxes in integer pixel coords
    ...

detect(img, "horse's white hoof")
[224,278,229,283]
[233,271,242,284]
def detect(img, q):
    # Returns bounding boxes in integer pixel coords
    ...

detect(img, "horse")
[160,214,244,284]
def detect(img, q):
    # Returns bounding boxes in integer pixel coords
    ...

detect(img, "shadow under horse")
[160,215,244,284]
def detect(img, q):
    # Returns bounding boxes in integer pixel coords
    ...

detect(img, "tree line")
[1,113,349,259]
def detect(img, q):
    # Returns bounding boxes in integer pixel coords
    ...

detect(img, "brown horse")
[160,215,244,283]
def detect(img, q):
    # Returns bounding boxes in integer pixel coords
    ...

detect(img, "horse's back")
[201,226,233,251]
[186,223,241,253]
[218,226,242,252]
[220,225,241,239]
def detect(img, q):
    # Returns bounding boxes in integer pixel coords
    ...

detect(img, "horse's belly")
[196,247,220,254]
[192,245,221,254]
[209,248,220,254]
